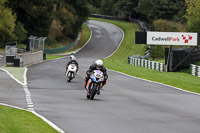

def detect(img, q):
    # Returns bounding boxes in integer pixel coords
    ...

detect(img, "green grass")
[71,24,91,50]
[0,48,5,52]
[0,105,58,133]
[45,38,73,49]
[1,67,25,84]
[17,43,26,49]
[90,17,200,94]
[195,61,200,66]
[46,55,64,60]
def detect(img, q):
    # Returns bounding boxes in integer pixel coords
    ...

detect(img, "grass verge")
[0,105,58,133]
[90,17,200,94]
[1,67,25,84]
[46,24,91,60]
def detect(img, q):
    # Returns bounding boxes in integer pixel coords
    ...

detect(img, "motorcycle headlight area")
[96,74,100,78]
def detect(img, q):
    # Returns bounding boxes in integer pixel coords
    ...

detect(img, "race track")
[27,20,200,133]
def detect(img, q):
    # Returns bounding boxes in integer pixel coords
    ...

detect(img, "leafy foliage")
[99,0,119,16]
[0,0,16,47]
[135,0,153,21]
[136,0,186,23]
[13,22,27,43]
[152,19,186,32]
[5,0,93,43]
[114,0,139,18]
[65,0,90,38]
[185,0,200,45]
[7,0,55,37]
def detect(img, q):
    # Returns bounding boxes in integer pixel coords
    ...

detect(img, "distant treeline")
[0,0,200,48]
[89,0,200,58]
[90,0,200,44]
[0,0,101,47]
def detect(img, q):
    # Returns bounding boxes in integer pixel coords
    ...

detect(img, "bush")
[47,20,63,41]
[13,22,27,43]
[151,19,186,32]
[149,45,165,59]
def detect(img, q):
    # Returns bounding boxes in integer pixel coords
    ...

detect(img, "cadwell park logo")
[152,35,193,43]
[182,35,193,43]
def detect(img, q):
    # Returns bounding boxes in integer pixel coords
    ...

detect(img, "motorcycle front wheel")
[67,72,72,82]
[90,84,97,100]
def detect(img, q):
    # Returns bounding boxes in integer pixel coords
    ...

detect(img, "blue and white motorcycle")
[85,70,105,100]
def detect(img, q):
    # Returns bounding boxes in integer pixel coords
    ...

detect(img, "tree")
[7,0,56,37]
[59,0,91,38]
[88,0,103,8]
[6,0,96,43]
[13,22,27,43]
[98,0,118,16]
[114,0,139,18]
[0,0,16,47]
[135,0,153,21]
[135,0,186,23]
[185,0,200,45]
[49,1,77,40]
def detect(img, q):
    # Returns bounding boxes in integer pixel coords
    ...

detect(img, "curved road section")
[27,20,200,133]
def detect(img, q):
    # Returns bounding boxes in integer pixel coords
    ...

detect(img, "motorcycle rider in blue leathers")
[84,59,108,94]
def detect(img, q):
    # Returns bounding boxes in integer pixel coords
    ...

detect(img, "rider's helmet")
[70,53,75,56]
[70,53,76,61]
[71,55,76,61]
[95,59,103,70]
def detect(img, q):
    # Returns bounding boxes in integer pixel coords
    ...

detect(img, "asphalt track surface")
[0,70,27,108]
[0,52,5,67]
[0,52,27,108]
[2,20,200,133]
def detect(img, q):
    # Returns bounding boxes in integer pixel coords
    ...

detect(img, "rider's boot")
[84,78,88,90]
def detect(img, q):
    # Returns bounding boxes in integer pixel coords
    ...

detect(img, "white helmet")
[70,55,76,61]
[95,59,103,69]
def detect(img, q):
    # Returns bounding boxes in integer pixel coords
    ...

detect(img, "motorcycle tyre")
[67,72,72,82]
[86,93,90,99]
[90,84,97,100]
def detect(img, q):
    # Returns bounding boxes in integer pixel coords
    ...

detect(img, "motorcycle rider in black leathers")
[84,59,108,94]
[66,53,79,73]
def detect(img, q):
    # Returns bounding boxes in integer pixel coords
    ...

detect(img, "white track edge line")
[0,23,93,133]
[0,68,24,86]
[32,111,65,133]
[0,103,65,133]
[0,68,65,132]
[108,69,200,96]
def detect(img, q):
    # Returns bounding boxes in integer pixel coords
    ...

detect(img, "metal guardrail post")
[28,35,46,52]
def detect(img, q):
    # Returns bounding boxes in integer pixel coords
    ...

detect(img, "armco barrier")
[128,57,165,72]
[15,51,43,67]
[190,64,200,77]
[44,33,80,54]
